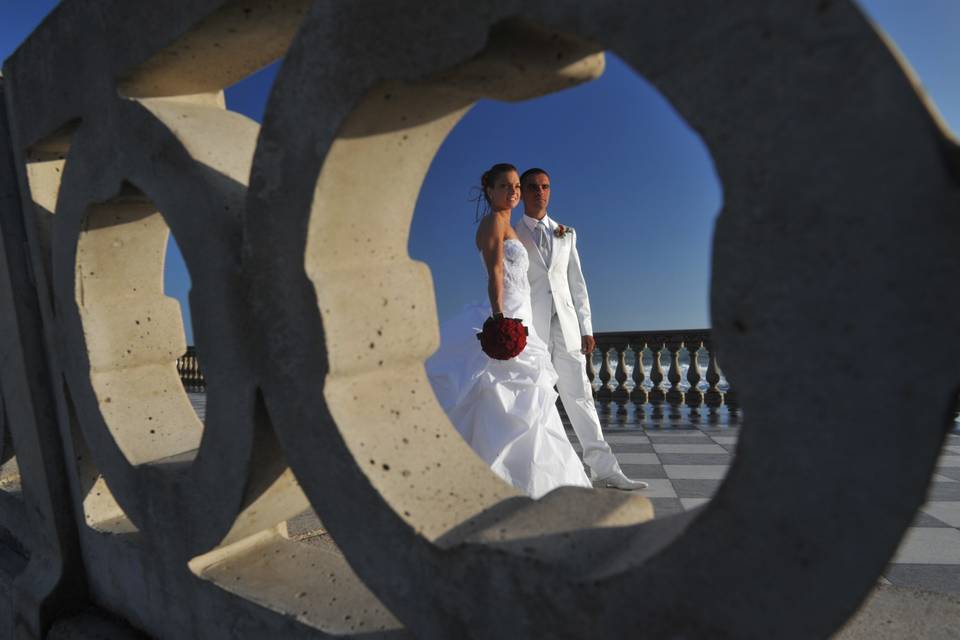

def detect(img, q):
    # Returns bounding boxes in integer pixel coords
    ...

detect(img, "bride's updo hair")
[473,162,518,221]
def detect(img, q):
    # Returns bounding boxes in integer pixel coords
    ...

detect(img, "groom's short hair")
[520,167,550,183]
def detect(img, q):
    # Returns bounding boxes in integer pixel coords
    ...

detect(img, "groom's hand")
[581,335,596,355]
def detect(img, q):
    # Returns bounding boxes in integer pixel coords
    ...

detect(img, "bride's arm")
[477,218,505,316]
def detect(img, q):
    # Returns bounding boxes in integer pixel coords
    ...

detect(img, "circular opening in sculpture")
[75,182,203,468]
[230,4,960,635]
[165,235,207,399]
[300,20,690,539]
[409,49,732,510]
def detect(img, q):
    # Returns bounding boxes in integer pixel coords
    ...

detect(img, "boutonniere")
[553,224,574,238]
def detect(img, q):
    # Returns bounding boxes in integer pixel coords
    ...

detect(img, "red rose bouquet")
[477,316,528,360]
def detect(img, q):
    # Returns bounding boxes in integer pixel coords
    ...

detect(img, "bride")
[427,163,592,498]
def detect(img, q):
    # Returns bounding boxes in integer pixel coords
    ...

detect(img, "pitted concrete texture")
[0,0,957,638]
[837,585,960,639]
[47,611,147,640]
[0,73,88,638]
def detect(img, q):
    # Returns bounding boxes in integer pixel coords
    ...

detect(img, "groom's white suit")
[515,214,624,480]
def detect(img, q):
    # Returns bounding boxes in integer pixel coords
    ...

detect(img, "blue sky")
[2,1,958,342]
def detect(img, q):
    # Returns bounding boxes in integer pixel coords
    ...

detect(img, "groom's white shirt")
[516,214,593,351]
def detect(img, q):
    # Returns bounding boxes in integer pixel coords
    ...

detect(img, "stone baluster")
[596,343,615,409]
[703,340,723,423]
[190,351,206,391]
[725,388,740,420]
[191,356,200,391]
[647,340,666,421]
[585,347,597,398]
[191,355,199,390]
[665,341,685,421]
[716,352,738,420]
[612,341,630,407]
[630,342,648,414]
[684,338,704,421]
[179,352,192,389]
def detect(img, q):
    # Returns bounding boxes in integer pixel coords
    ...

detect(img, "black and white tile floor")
[570,419,960,596]
[188,393,960,596]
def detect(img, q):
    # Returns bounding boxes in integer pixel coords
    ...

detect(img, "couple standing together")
[428,163,647,498]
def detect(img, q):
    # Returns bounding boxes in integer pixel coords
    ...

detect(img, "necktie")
[536,221,551,266]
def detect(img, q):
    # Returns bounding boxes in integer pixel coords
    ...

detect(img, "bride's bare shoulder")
[475,214,509,244]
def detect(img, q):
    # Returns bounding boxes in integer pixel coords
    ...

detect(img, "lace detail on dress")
[502,239,530,293]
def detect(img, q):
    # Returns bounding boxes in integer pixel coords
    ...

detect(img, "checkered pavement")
[566,423,735,516]
[187,394,960,596]
[573,422,960,595]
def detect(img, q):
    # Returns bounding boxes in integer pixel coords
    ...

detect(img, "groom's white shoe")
[593,470,648,491]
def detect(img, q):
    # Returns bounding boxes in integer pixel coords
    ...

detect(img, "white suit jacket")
[515,215,593,352]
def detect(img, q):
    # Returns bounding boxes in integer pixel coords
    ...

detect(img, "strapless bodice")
[479,238,530,294]
[502,238,530,293]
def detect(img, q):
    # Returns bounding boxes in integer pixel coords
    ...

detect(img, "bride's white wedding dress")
[427,238,592,499]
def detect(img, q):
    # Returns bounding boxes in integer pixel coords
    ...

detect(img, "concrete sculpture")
[0,0,957,637]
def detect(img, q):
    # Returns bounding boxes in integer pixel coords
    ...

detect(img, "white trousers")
[548,314,621,479]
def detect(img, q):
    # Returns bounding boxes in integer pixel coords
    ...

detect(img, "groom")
[515,168,647,491]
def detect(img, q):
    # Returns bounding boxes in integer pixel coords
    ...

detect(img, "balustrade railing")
[175,331,732,419]
[176,346,206,392]
[175,330,735,422]
[587,329,738,423]
[177,335,959,427]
